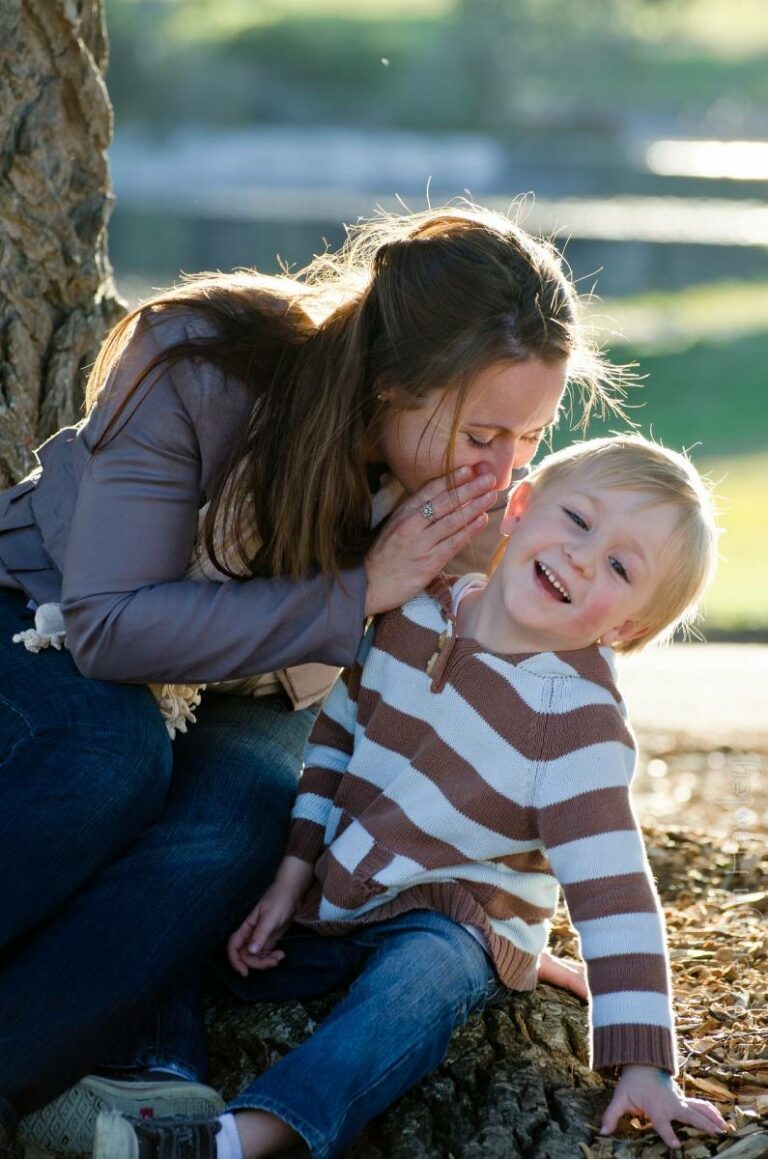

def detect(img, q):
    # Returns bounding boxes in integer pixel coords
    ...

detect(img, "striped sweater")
[286,576,677,1073]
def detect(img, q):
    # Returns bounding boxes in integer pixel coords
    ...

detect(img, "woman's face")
[375,358,568,495]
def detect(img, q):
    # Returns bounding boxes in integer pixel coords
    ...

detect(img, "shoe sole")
[18,1077,224,1155]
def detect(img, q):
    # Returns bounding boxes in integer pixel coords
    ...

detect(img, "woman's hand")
[364,466,498,617]
[600,1066,729,1148]
[537,949,589,1001]
[227,856,313,976]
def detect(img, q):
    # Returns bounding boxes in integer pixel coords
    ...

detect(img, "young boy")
[96,436,728,1159]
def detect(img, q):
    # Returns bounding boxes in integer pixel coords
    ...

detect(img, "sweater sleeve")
[60,311,367,684]
[532,702,677,1075]
[285,625,372,864]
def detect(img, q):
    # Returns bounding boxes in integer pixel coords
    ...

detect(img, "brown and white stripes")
[286,577,677,1074]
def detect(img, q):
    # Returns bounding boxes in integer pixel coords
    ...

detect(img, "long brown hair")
[85,203,627,581]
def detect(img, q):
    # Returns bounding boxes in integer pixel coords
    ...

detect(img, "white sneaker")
[18,1075,224,1155]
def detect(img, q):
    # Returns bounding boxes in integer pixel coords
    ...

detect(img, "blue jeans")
[0,588,317,1131]
[221,911,500,1159]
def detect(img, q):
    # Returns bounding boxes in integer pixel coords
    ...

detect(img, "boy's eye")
[564,508,588,530]
[466,432,493,449]
[610,557,630,582]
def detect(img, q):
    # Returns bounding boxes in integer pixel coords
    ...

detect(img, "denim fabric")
[95,970,211,1085]
[223,910,500,1159]
[0,588,315,1131]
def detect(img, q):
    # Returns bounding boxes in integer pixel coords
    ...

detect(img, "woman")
[0,205,620,1149]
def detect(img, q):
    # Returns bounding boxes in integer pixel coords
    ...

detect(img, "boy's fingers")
[250,949,285,971]
[227,933,251,968]
[682,1103,729,1134]
[229,911,260,949]
[657,1123,681,1148]
[249,916,289,955]
[242,942,284,964]
[599,1098,625,1135]
[600,1088,638,1136]
[694,1099,729,1127]
[248,928,273,954]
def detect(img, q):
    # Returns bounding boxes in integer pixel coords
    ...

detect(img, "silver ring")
[420,500,436,522]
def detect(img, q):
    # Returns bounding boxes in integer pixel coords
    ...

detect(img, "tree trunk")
[0,0,123,489]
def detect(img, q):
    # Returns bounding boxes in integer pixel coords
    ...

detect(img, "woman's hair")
[85,203,628,581]
[519,435,720,652]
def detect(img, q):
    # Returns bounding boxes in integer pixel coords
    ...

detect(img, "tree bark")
[0,0,123,489]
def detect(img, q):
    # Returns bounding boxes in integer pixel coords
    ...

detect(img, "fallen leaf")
[685,1075,736,1101]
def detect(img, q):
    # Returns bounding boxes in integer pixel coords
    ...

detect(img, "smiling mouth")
[535,561,571,603]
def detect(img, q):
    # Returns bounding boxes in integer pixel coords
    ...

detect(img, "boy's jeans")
[0,588,316,1132]
[222,910,501,1159]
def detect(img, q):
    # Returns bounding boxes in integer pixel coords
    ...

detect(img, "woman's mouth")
[534,561,571,603]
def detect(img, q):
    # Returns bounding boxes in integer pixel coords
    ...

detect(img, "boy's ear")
[599,619,648,647]
[500,481,533,535]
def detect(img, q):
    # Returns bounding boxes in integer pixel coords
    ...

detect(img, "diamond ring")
[420,500,436,522]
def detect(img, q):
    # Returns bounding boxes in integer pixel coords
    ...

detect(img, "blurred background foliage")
[107,0,768,132]
[104,0,767,633]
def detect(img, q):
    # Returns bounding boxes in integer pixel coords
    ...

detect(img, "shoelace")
[134,1117,221,1159]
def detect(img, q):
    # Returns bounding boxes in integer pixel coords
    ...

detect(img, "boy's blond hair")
[515,435,719,653]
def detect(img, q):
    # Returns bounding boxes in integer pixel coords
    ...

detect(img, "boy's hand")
[600,1066,729,1148]
[537,949,588,1001]
[227,855,314,977]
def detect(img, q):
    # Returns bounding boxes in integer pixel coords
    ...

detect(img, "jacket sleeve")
[284,626,371,864]
[61,311,367,683]
[532,709,677,1075]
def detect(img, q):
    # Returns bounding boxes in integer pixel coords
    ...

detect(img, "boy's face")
[494,473,680,652]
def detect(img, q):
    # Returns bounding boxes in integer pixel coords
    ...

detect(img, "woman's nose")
[490,443,520,491]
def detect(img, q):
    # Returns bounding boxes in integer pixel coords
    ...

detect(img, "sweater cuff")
[285,818,325,865]
[592,1024,677,1075]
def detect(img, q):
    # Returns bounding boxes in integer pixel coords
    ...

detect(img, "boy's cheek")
[574,595,615,636]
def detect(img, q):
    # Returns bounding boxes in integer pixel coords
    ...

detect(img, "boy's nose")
[564,542,595,578]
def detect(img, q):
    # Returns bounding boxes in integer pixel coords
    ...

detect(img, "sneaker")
[17,1076,224,1155]
[93,1109,221,1159]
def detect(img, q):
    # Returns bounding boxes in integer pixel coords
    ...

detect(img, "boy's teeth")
[538,562,571,603]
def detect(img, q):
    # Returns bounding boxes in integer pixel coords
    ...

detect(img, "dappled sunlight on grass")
[702,453,768,631]
[596,281,768,350]
[136,0,453,42]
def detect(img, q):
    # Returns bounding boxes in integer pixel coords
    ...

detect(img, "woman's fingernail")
[478,474,495,487]
[456,466,471,478]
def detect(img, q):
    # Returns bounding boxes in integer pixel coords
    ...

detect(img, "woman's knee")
[4,679,173,827]
[73,686,173,818]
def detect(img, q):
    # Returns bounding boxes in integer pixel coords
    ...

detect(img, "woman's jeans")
[0,588,316,1132]
[223,910,500,1159]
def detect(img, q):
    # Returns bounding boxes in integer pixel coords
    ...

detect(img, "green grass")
[699,452,768,632]
[573,283,768,458]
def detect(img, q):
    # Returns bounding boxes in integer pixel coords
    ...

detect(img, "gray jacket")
[0,309,367,684]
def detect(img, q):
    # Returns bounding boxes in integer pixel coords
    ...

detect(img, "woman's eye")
[610,557,629,582]
[466,433,493,449]
[564,508,588,530]
[522,429,544,444]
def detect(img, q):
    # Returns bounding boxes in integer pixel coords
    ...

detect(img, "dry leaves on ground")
[552,817,767,1157]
